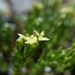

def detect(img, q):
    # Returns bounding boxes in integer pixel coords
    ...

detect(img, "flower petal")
[40,31,44,36]
[41,37,49,41]
[25,35,37,45]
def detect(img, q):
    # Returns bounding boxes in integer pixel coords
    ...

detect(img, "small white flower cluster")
[17,30,49,47]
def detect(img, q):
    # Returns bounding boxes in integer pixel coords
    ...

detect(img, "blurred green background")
[0,0,75,75]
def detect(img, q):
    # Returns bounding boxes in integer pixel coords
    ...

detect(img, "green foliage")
[13,30,75,75]
[21,0,75,75]
[0,15,13,52]
[23,0,74,50]
[13,30,49,69]
[0,0,75,75]
[0,52,8,72]
[29,43,75,75]
[0,14,13,72]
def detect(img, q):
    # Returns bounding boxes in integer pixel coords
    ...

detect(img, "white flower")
[33,30,49,41]
[39,31,49,41]
[18,30,49,47]
[25,35,37,45]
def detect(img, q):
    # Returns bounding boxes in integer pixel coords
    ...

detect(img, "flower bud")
[16,37,24,47]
